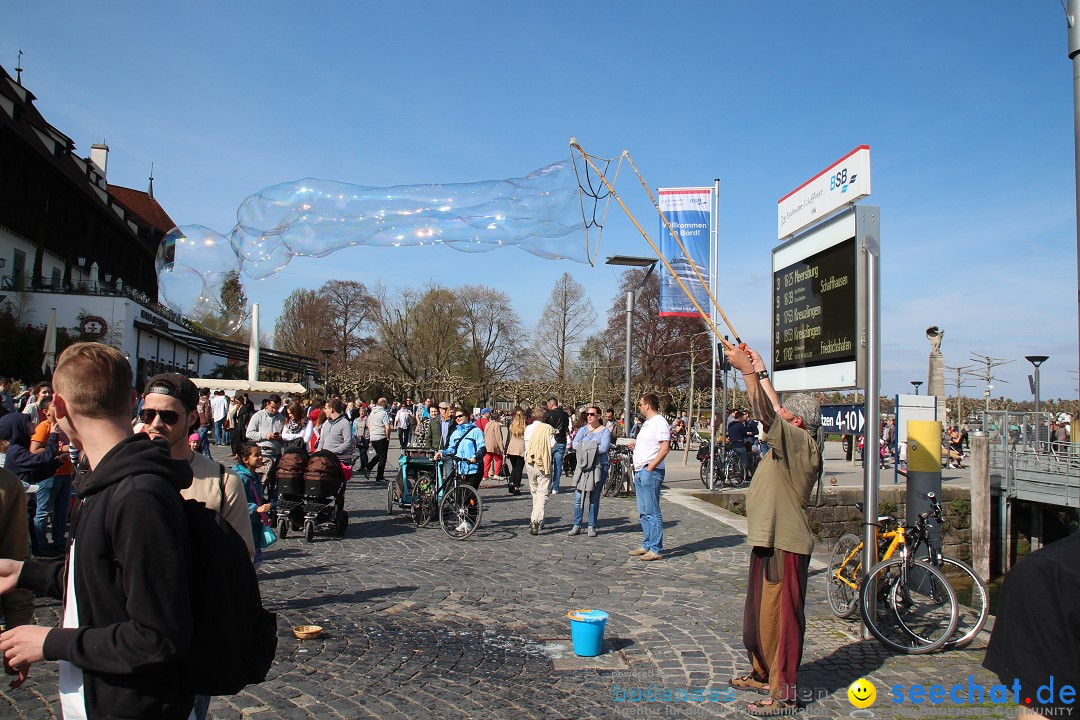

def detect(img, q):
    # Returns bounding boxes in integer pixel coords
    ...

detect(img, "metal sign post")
[860,206,881,640]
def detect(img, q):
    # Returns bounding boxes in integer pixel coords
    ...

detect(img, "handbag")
[260,525,278,549]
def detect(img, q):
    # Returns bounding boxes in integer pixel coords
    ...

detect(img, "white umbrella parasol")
[42,308,57,375]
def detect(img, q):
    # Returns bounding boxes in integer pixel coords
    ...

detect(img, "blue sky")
[3,1,1077,401]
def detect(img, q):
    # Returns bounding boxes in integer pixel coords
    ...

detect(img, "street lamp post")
[605,255,658,438]
[911,381,923,395]
[1026,355,1049,446]
[320,348,335,401]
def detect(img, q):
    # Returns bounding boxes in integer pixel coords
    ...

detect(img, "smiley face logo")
[848,678,876,708]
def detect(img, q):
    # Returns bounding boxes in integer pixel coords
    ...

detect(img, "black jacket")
[0,412,61,484]
[19,433,195,720]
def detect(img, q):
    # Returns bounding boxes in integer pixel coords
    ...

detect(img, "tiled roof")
[109,185,177,234]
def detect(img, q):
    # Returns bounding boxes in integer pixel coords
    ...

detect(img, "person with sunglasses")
[140,374,255,563]
[437,409,485,491]
[568,406,611,538]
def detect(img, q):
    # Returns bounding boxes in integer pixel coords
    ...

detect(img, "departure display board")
[773,236,857,372]
[771,206,871,392]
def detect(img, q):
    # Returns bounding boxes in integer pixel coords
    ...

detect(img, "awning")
[189,379,310,394]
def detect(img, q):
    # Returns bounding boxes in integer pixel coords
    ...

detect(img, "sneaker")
[629,548,648,556]
[587,527,597,538]
[455,520,472,534]
[568,526,581,536]
[639,551,662,562]
[550,488,558,495]
[530,522,539,536]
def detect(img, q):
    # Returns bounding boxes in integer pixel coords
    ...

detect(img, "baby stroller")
[276,448,349,542]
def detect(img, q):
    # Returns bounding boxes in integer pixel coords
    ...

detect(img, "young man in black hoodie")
[0,342,196,719]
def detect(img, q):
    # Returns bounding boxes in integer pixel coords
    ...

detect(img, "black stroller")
[276,449,349,542]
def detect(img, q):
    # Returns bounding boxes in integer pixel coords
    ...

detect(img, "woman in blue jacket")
[438,409,485,491]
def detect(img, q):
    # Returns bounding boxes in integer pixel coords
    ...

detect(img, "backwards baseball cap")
[782,393,821,434]
[145,373,200,412]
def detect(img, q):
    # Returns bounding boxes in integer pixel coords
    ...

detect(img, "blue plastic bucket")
[567,609,608,657]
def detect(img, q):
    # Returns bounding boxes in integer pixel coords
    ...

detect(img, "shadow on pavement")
[258,563,335,583]
[799,638,893,696]
[662,534,744,558]
[279,584,420,611]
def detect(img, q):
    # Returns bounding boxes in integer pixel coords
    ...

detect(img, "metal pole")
[861,212,881,640]
[683,339,695,466]
[1069,1,1080,421]
[709,179,720,490]
[624,290,634,440]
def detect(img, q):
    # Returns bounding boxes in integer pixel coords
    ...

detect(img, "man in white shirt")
[211,390,229,446]
[627,393,670,561]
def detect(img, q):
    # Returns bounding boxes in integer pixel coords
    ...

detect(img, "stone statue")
[926,326,944,355]
[926,326,946,423]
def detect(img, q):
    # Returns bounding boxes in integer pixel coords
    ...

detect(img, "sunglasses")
[587,412,598,416]
[139,408,182,425]
[455,414,466,419]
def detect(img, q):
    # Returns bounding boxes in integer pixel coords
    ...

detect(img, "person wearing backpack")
[0,342,198,719]
[139,373,256,562]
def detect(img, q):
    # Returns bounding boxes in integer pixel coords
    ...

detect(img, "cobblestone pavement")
[2,459,1000,719]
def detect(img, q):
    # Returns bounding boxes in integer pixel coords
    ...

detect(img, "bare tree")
[371,283,462,393]
[534,272,597,381]
[458,285,523,401]
[597,269,710,409]
[273,289,334,357]
[322,280,377,364]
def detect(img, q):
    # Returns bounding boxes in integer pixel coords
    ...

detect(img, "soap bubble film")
[157,158,590,328]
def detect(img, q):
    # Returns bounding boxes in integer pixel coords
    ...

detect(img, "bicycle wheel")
[387,479,396,516]
[439,485,482,540]
[699,459,710,488]
[916,556,989,649]
[411,472,436,527]
[723,456,743,487]
[826,534,863,618]
[860,557,958,654]
[604,462,621,497]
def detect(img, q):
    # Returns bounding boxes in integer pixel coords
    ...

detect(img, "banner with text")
[658,187,713,317]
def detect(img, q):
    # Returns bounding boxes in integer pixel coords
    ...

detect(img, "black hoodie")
[0,412,61,484]
[19,433,196,720]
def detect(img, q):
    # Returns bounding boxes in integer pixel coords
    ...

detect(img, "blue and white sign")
[658,187,713,317]
[819,403,866,435]
[777,146,871,240]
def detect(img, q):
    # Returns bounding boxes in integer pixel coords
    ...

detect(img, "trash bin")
[567,609,608,657]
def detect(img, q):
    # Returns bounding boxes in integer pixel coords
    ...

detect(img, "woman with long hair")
[281,402,313,450]
[504,408,526,495]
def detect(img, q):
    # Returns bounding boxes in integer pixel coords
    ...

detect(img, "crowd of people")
[7,352,1071,718]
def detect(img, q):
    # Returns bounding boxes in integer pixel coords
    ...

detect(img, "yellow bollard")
[905,420,943,549]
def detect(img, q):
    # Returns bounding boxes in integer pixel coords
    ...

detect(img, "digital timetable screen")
[770,206,871,392]
[772,236,857,372]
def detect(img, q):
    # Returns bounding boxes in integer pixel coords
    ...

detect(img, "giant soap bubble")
[156,158,593,332]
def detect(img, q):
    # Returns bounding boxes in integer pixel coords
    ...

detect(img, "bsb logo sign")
[778,145,871,240]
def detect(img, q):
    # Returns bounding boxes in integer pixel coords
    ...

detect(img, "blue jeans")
[198,425,212,457]
[34,474,72,551]
[192,694,210,720]
[573,464,607,528]
[634,467,664,554]
[214,418,226,445]
[551,443,567,492]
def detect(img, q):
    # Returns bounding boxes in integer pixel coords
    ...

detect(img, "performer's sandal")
[746,698,802,716]
[729,674,770,695]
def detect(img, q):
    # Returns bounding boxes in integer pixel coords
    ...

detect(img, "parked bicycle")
[826,492,988,653]
[696,441,747,489]
[603,444,635,497]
